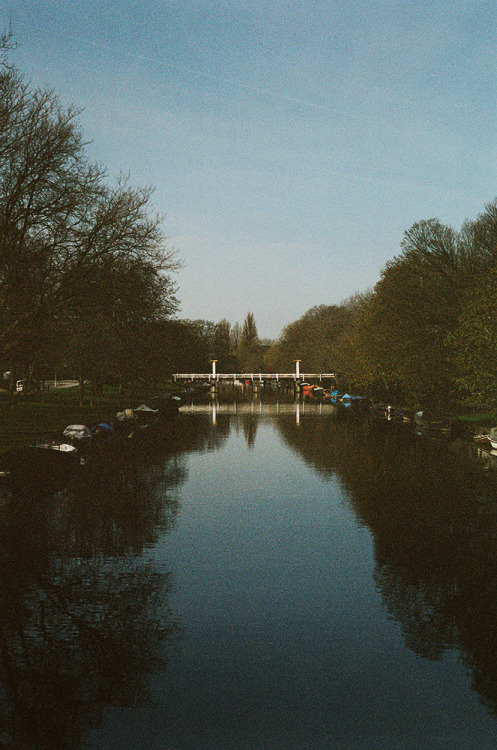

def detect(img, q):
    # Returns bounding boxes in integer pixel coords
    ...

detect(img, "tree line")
[171,195,497,412]
[0,33,182,399]
[205,201,497,411]
[0,35,274,397]
[264,205,497,408]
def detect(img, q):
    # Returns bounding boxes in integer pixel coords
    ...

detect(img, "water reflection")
[197,399,345,446]
[275,414,497,713]
[188,399,340,425]
[5,405,497,746]
[0,416,220,748]
[64,405,497,748]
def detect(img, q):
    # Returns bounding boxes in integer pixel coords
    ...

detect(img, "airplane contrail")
[133,52,359,120]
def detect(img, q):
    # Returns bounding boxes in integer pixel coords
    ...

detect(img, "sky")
[1,0,495,339]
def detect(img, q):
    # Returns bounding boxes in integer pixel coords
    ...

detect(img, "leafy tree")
[212,318,239,371]
[163,319,224,375]
[266,304,351,376]
[58,179,178,399]
[240,312,258,345]
[144,319,208,376]
[355,219,470,404]
[465,199,497,266]
[448,263,497,404]
[334,292,376,392]
[238,312,262,371]
[230,322,242,352]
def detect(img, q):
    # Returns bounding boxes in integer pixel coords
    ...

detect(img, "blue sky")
[2,0,495,338]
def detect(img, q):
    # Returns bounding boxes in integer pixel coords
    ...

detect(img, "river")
[2,402,497,748]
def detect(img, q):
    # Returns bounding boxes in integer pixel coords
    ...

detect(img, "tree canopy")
[266,200,497,407]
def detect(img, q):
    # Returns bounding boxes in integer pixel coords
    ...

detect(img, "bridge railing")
[173,373,337,381]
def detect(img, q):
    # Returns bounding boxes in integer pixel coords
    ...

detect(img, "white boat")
[63,424,92,446]
[33,434,79,455]
[63,424,91,439]
[489,427,497,450]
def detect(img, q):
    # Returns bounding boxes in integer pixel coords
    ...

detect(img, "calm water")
[3,403,497,748]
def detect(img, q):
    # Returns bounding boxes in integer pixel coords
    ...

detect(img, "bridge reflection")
[180,401,340,425]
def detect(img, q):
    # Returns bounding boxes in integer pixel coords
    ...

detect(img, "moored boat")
[473,433,492,450]
[489,427,497,450]
[62,424,92,448]
[308,385,325,398]
[33,432,80,456]
[414,410,451,433]
[370,403,389,420]
[389,407,413,424]
[150,394,181,417]
[133,404,159,426]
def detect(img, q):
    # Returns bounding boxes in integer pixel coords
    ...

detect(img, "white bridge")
[173,372,336,382]
[173,360,337,384]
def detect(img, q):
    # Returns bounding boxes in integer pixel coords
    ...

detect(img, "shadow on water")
[275,412,497,714]
[0,415,225,749]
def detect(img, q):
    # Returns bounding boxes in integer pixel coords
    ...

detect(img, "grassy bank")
[453,411,497,433]
[0,383,176,452]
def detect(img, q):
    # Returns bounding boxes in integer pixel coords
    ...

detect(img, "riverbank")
[2,386,497,454]
[0,383,180,452]
[450,410,497,440]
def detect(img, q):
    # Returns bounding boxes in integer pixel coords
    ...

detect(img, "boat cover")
[133,404,159,415]
[63,425,92,440]
[116,408,136,421]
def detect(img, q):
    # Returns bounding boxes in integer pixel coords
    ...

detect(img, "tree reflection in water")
[276,413,497,714]
[241,416,258,449]
[0,415,223,749]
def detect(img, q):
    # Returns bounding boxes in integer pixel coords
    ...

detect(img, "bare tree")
[0,49,179,390]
